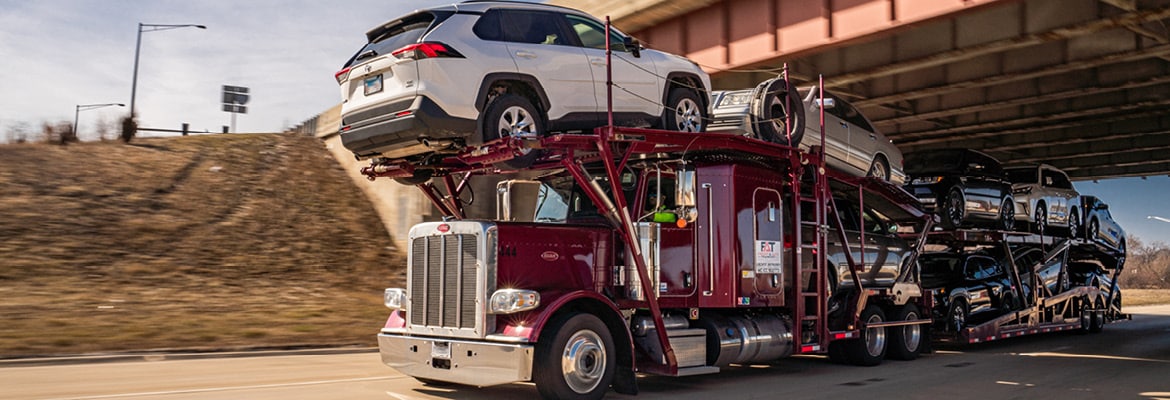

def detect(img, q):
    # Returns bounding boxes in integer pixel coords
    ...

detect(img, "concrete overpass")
[551,0,1170,180]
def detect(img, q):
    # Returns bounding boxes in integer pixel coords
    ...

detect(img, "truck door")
[751,188,784,297]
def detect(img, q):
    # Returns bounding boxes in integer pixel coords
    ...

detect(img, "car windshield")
[1005,167,1037,184]
[904,150,965,175]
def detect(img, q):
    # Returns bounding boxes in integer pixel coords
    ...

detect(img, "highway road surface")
[6,305,1170,400]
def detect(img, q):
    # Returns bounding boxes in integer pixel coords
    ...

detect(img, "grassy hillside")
[0,134,402,357]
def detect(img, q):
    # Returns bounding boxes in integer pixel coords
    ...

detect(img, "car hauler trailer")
[361,117,937,399]
[917,229,1128,344]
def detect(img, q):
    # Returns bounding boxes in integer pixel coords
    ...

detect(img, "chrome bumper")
[378,333,534,387]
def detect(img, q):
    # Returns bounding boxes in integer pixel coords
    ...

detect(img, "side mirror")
[1098,203,1109,210]
[623,36,641,58]
[814,98,836,109]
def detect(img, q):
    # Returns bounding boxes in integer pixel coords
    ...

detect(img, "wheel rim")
[946,192,964,227]
[1090,220,1099,240]
[1035,208,1046,236]
[868,160,887,181]
[561,329,607,394]
[497,105,536,155]
[902,310,921,353]
[674,97,702,132]
[952,303,966,331]
[1069,211,1079,239]
[1000,197,1015,231]
[865,313,887,357]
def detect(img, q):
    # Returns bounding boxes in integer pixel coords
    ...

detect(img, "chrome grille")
[410,233,479,330]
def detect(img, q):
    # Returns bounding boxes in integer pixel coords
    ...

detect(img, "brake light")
[392,42,464,60]
[334,67,351,84]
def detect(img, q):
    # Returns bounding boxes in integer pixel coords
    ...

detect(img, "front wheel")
[482,94,544,170]
[1033,206,1047,236]
[887,304,922,361]
[948,300,969,333]
[998,195,1015,231]
[845,305,887,366]
[1067,209,1080,239]
[533,313,616,400]
[664,88,705,133]
[941,189,965,229]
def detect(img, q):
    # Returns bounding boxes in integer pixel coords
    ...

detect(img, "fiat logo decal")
[541,251,559,261]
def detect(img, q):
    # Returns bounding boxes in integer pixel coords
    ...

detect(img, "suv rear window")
[345,12,443,68]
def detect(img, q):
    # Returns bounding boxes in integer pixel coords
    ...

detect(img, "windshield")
[535,170,638,222]
[1005,167,1037,184]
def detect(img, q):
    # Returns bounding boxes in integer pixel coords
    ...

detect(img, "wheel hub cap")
[562,330,606,394]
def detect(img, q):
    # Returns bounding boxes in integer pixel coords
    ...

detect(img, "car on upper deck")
[1080,195,1126,253]
[903,148,1014,230]
[1004,164,1080,237]
[709,85,905,184]
[335,1,711,180]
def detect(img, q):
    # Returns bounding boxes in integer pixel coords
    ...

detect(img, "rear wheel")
[533,313,615,400]
[845,305,887,366]
[887,304,922,361]
[1089,298,1105,333]
[1067,209,1080,239]
[664,88,705,133]
[867,157,890,182]
[483,94,544,170]
[1088,219,1099,241]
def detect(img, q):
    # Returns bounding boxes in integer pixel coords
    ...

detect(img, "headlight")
[384,288,407,310]
[718,91,753,106]
[911,176,943,185]
[1013,186,1032,195]
[489,289,540,314]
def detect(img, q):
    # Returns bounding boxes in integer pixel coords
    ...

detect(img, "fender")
[475,72,552,113]
[661,72,710,112]
[526,290,624,342]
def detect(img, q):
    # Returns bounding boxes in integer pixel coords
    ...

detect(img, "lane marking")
[1016,352,1170,363]
[47,376,405,400]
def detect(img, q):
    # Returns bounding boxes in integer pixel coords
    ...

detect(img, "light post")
[129,23,207,119]
[1149,216,1170,224]
[74,103,125,139]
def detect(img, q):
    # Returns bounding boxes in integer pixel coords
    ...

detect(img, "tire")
[664,87,705,133]
[1089,298,1105,333]
[1088,219,1099,242]
[845,305,887,366]
[482,94,544,170]
[941,189,965,229]
[1067,209,1080,239]
[948,300,969,333]
[393,169,433,186]
[1002,293,1021,312]
[1033,205,1047,236]
[533,313,616,400]
[999,195,1015,231]
[867,156,890,182]
[887,304,922,361]
[750,77,805,146]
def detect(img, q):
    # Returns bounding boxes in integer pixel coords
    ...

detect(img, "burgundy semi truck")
[365,127,938,399]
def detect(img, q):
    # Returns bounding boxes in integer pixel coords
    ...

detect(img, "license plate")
[364,74,383,95]
[430,341,451,359]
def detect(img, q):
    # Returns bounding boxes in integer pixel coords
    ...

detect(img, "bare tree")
[1120,235,1170,289]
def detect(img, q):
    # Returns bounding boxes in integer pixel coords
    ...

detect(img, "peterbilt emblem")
[437,224,450,233]
[541,251,560,261]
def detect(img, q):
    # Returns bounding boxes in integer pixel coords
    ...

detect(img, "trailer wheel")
[483,94,544,169]
[887,304,922,361]
[845,305,887,366]
[664,88,705,133]
[533,313,615,400]
[1090,298,1105,333]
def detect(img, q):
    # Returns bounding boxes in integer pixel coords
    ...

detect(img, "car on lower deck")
[903,148,1014,230]
[335,1,711,177]
[921,252,1019,332]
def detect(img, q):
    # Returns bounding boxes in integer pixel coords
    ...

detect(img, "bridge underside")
[554,0,1170,180]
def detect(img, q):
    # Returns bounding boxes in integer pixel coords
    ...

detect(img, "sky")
[1,0,1167,245]
[0,0,459,137]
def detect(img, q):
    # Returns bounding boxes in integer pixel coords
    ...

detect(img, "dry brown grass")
[0,134,403,357]
[1120,289,1170,307]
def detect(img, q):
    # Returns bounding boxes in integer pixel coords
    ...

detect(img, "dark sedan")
[904,149,1015,230]
[921,252,1021,332]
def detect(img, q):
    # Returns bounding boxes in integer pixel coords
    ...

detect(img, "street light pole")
[129,23,207,119]
[74,103,125,139]
[1149,216,1170,224]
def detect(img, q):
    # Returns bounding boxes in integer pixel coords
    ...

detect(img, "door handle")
[590,58,606,66]
[515,51,536,59]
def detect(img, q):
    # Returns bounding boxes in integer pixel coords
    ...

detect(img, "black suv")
[904,148,1014,230]
[921,252,1021,332]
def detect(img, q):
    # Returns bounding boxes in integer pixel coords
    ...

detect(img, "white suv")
[335,1,711,176]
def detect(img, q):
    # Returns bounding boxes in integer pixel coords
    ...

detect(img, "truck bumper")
[378,333,535,387]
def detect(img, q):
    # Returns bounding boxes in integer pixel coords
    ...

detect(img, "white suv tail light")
[391,42,464,60]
